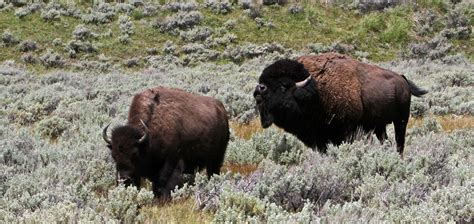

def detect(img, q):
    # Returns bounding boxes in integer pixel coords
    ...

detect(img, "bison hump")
[297,53,363,123]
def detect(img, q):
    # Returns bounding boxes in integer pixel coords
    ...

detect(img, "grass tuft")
[230,119,263,140]
[141,199,213,224]
[408,115,474,132]
[222,163,258,176]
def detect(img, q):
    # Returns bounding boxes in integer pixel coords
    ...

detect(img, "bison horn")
[102,123,112,145]
[295,75,312,88]
[138,119,149,144]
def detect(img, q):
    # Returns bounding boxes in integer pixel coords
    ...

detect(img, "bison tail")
[401,75,428,97]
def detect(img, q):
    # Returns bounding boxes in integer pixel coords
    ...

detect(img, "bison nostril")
[255,84,267,95]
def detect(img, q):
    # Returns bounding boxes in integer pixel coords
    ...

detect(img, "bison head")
[253,59,316,128]
[103,123,149,187]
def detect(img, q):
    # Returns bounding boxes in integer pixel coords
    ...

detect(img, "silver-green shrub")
[288,4,303,14]
[73,24,93,41]
[18,40,37,52]
[224,19,237,29]
[67,25,97,58]
[153,11,202,35]
[118,15,134,44]
[441,6,472,40]
[36,116,70,139]
[244,4,262,19]
[21,53,37,64]
[81,2,116,24]
[405,35,452,60]
[413,9,440,36]
[103,186,154,223]
[224,42,288,62]
[40,2,64,21]
[307,42,355,55]
[204,0,233,14]
[115,3,135,14]
[254,17,276,29]
[14,3,42,18]
[162,2,198,12]
[0,2,11,11]
[163,40,177,55]
[190,129,473,222]
[1,30,20,47]
[39,50,64,68]
[179,26,213,42]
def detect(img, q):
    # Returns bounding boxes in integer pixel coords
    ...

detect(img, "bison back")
[128,87,229,170]
[297,53,364,124]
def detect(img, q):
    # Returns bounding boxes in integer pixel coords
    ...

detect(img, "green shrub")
[36,116,69,139]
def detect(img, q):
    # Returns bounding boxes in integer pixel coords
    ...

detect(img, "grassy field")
[1,1,473,223]
[0,0,472,73]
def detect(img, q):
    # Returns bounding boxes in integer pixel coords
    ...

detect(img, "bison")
[253,53,427,154]
[103,87,230,198]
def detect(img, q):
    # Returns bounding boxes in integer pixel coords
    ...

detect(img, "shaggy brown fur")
[254,53,427,154]
[297,54,364,123]
[104,87,230,199]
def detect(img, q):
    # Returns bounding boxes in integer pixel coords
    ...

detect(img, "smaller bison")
[253,53,428,154]
[103,87,230,198]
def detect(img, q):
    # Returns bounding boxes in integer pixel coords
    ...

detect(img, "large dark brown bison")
[253,53,427,154]
[103,87,230,198]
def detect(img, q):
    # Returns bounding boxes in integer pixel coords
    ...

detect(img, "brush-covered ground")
[1,1,473,223]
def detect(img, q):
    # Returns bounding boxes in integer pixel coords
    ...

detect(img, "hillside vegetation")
[0,0,472,72]
[1,1,473,223]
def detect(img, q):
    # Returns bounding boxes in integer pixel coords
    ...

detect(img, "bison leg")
[374,126,388,144]
[206,140,227,178]
[152,159,185,200]
[394,120,407,155]
[206,158,223,178]
[162,160,186,200]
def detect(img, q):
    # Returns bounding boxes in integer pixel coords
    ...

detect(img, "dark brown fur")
[254,53,427,154]
[104,87,230,198]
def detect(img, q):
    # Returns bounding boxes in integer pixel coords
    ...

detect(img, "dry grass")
[141,199,212,224]
[230,119,263,140]
[222,163,259,176]
[408,115,474,132]
[231,115,473,141]
[139,163,258,222]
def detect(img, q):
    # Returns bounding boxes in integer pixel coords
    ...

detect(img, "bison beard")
[103,87,230,199]
[254,53,427,155]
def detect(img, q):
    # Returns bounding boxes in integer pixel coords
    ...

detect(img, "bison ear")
[293,78,317,102]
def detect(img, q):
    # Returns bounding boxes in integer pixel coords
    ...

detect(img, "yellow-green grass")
[222,163,259,176]
[141,199,213,224]
[408,115,474,132]
[140,161,259,223]
[2,3,471,72]
[231,115,474,142]
[230,119,263,140]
